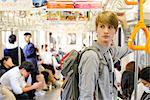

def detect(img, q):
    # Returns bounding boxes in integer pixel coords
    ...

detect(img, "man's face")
[4,58,14,68]
[24,35,31,43]
[96,23,116,46]
[22,68,30,78]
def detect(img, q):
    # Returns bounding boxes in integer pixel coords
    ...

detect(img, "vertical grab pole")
[134,31,140,100]
[17,29,21,66]
[134,1,141,100]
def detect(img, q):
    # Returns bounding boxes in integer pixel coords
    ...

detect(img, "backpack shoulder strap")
[80,46,103,76]
[80,46,102,60]
[86,46,103,60]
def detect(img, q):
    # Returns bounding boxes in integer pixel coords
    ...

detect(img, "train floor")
[36,88,61,100]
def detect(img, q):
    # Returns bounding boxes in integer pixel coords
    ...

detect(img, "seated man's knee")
[2,86,16,100]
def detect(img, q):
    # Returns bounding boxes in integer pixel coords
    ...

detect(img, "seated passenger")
[131,66,150,100]
[1,85,16,100]
[0,56,14,77]
[39,44,61,88]
[39,63,61,88]
[121,61,136,100]
[0,61,42,100]
[0,56,16,100]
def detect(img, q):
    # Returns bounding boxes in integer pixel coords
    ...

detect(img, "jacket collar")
[92,41,110,54]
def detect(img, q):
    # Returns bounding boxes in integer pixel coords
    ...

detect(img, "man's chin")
[103,39,110,43]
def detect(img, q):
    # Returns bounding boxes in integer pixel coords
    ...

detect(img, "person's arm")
[111,13,132,62]
[22,82,42,93]
[10,76,26,94]
[117,12,130,45]
[78,51,99,100]
[10,75,42,94]
[118,13,129,30]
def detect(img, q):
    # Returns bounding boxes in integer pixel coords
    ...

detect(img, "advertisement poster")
[67,33,76,45]
[0,0,33,10]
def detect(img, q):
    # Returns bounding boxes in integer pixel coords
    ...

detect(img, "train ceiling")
[0,0,150,30]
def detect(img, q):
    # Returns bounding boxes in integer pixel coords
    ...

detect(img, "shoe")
[43,88,49,91]
[43,85,49,91]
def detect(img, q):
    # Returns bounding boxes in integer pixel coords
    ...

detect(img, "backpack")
[60,46,103,100]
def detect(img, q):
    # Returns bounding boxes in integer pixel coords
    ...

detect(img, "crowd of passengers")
[0,33,65,100]
[0,33,150,100]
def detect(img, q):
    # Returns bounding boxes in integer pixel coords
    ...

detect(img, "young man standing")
[78,11,132,100]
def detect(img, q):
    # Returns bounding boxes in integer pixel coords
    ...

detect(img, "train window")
[2,31,11,47]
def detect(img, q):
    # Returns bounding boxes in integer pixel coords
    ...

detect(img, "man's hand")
[32,82,43,89]
[117,12,129,30]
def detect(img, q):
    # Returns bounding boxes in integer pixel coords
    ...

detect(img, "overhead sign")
[47,2,102,9]
[54,0,102,1]
[75,2,102,9]
[47,3,74,8]
[0,0,33,11]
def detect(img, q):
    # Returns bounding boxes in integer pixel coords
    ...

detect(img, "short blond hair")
[95,11,118,30]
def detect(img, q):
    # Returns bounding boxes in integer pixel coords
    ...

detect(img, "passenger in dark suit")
[23,32,38,84]
[4,34,25,66]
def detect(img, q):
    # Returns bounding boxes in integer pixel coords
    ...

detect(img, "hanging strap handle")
[125,0,150,55]
[124,0,137,5]
[127,22,150,51]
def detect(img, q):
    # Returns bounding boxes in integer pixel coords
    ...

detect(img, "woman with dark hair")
[121,61,136,100]
[4,34,25,66]
[0,56,14,77]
